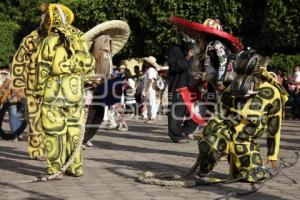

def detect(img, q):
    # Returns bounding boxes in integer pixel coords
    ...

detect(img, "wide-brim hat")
[119,64,127,69]
[143,56,160,70]
[169,16,243,52]
[83,20,130,56]
[158,65,169,71]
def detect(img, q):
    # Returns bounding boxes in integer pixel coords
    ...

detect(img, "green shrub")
[0,21,21,67]
[270,54,300,74]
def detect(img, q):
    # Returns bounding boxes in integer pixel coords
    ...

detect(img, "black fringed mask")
[234,50,261,75]
[180,32,196,53]
[229,75,260,98]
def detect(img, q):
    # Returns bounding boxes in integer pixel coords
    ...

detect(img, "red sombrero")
[169,16,243,52]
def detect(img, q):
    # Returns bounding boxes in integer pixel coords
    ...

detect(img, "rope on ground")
[138,151,201,187]
[138,152,299,199]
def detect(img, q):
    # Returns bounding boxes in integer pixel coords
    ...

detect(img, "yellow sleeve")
[34,34,58,96]
[266,88,282,160]
[10,36,31,89]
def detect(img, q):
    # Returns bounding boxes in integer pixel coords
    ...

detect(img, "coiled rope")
[139,152,299,199]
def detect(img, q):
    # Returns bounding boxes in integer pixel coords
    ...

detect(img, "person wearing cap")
[142,56,159,123]
[119,64,127,74]
[34,4,95,177]
[197,50,288,182]
[167,32,198,143]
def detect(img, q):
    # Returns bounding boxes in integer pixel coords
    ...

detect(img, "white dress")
[144,67,158,119]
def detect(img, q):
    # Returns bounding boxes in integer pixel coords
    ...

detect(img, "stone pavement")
[0,116,300,200]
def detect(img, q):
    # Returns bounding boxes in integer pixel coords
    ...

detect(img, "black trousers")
[291,92,300,118]
[168,91,197,142]
[83,102,105,143]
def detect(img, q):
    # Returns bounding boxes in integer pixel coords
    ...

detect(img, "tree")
[0,21,20,67]
[240,0,300,55]
[62,0,244,63]
[0,0,299,67]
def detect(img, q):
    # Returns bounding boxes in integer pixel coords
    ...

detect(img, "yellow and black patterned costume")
[198,55,288,182]
[34,4,95,176]
[10,29,45,159]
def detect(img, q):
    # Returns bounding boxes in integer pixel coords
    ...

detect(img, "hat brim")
[169,16,243,52]
[158,66,169,71]
[83,20,130,56]
[143,57,160,70]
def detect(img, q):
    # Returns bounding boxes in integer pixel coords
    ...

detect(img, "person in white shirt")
[142,56,159,123]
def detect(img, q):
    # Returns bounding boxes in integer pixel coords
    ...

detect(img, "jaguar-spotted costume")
[198,70,288,182]
[10,30,45,159]
[34,4,95,176]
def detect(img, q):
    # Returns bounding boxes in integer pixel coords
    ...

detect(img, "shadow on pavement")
[0,146,30,160]
[260,142,300,151]
[92,140,197,158]
[196,184,288,200]
[0,146,44,176]
[124,124,167,136]
[99,131,171,143]
[89,158,286,200]
[280,137,300,146]
[0,182,64,200]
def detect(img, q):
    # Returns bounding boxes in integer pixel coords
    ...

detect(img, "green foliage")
[0,0,299,67]
[270,54,300,73]
[0,0,49,35]
[61,0,244,62]
[261,0,299,54]
[61,0,108,31]
[240,0,300,55]
[0,21,20,67]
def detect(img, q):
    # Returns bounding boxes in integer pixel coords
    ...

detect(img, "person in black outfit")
[167,16,244,143]
[167,33,198,143]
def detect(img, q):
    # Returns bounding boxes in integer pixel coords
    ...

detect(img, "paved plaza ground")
[0,116,299,200]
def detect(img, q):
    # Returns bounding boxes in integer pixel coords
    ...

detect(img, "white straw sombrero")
[143,56,160,70]
[83,20,130,56]
[158,65,169,71]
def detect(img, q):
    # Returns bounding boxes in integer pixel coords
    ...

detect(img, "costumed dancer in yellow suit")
[197,50,288,182]
[34,4,95,177]
[10,5,53,160]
